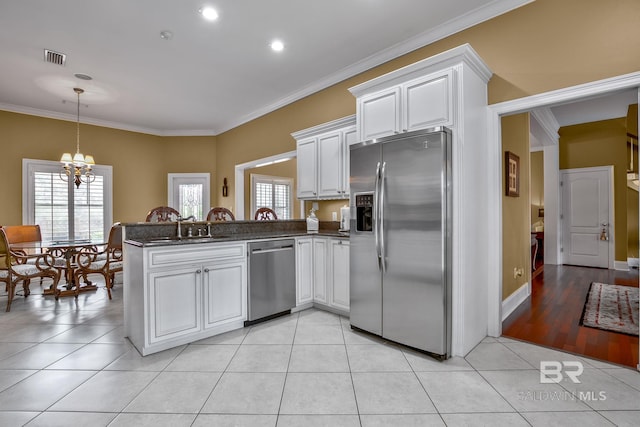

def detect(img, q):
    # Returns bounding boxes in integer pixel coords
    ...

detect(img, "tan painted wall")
[502,113,531,299]
[530,151,544,227]
[0,110,166,224]
[163,135,218,219]
[559,118,628,261]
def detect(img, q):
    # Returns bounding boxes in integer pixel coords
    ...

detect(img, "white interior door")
[561,167,613,268]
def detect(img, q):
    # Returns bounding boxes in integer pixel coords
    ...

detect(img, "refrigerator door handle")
[374,161,382,270]
[380,161,387,274]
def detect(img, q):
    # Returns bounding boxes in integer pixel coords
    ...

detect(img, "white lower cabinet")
[295,236,349,313]
[148,266,202,344]
[203,260,247,328]
[329,239,350,312]
[295,237,314,307]
[125,242,247,356]
[312,238,328,304]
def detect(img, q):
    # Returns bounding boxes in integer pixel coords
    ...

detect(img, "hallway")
[503,265,639,368]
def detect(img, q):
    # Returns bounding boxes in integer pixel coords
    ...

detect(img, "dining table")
[10,239,105,298]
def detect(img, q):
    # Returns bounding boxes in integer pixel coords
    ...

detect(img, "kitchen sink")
[146,236,230,244]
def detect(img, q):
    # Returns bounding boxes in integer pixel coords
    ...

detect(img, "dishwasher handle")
[250,245,294,254]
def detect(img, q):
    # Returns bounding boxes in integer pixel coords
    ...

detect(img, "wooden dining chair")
[0,228,60,312]
[206,207,235,222]
[254,207,278,220]
[145,206,180,222]
[74,223,123,300]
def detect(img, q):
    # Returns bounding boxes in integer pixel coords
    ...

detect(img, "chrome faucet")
[176,215,195,239]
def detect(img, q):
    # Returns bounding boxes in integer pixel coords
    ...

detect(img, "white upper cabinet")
[359,87,401,140]
[296,138,318,198]
[292,115,356,200]
[357,69,453,141]
[403,69,453,132]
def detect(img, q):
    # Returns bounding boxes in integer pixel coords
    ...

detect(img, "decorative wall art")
[505,151,520,197]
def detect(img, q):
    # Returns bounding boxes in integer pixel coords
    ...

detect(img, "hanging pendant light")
[60,87,95,188]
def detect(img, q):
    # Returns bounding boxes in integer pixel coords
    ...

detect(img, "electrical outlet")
[513,267,524,279]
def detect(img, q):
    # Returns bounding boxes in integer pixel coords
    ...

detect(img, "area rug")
[580,282,639,336]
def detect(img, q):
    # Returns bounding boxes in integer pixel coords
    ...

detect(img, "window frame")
[22,158,113,240]
[250,173,293,220]
[168,173,210,220]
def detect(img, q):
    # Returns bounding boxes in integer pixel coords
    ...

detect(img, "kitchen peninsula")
[123,220,349,355]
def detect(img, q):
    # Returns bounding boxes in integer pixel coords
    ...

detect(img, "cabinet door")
[313,238,328,304]
[359,87,401,140]
[403,69,453,132]
[203,260,247,328]
[297,138,318,199]
[317,132,343,198]
[295,238,313,306]
[329,239,350,311]
[148,266,202,344]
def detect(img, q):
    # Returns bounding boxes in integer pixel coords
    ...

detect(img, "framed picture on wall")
[505,151,520,197]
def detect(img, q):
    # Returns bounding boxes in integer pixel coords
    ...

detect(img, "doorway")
[487,73,640,369]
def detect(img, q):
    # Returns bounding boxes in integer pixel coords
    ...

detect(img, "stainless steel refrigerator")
[349,127,452,359]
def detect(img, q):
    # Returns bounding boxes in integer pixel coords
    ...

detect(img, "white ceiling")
[0,0,532,136]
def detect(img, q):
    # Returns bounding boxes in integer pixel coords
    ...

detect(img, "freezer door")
[381,129,451,356]
[349,142,382,335]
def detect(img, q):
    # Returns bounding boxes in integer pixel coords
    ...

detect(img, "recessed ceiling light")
[199,6,219,21]
[270,40,284,52]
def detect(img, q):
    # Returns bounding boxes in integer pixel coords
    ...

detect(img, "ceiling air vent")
[44,49,66,66]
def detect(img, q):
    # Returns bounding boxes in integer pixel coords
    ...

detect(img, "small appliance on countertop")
[306,208,319,233]
[339,205,350,232]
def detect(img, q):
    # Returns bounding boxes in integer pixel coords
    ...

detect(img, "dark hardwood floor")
[502,264,639,368]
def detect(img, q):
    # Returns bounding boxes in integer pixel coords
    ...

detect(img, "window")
[251,174,293,219]
[168,173,210,220]
[23,159,113,241]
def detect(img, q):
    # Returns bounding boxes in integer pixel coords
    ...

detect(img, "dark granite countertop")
[123,220,349,248]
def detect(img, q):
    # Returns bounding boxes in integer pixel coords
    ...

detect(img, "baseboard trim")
[502,281,531,322]
[614,261,629,271]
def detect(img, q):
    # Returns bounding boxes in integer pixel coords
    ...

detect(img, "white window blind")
[24,159,113,241]
[251,174,292,219]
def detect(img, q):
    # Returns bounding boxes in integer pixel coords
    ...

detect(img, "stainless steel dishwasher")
[246,239,296,325]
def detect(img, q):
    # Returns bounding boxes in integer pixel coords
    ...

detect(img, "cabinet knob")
[196,269,201,274]
[204,268,210,273]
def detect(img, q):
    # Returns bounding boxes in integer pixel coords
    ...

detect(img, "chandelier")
[60,87,95,188]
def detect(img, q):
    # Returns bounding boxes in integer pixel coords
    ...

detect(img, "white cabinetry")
[357,69,453,141]
[329,239,350,312]
[293,115,356,200]
[295,237,313,307]
[148,266,202,344]
[124,242,247,356]
[349,43,492,356]
[312,237,328,304]
[294,236,349,314]
[203,260,246,329]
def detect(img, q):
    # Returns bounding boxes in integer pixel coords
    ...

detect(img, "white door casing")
[487,72,640,341]
[560,167,614,269]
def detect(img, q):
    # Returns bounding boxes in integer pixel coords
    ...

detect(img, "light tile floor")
[0,280,639,426]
